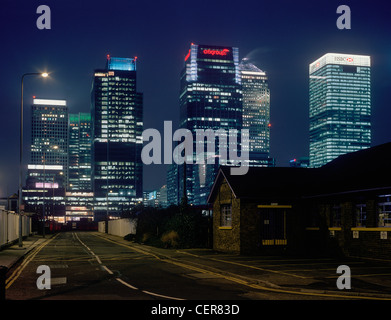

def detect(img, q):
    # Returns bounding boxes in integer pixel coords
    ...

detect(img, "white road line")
[142,290,185,300]
[51,277,67,285]
[74,232,185,300]
[101,265,114,275]
[116,278,138,290]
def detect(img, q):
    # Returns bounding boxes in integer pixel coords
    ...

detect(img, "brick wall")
[306,199,391,259]
[212,179,241,253]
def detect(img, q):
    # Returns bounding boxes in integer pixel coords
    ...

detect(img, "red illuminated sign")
[184,49,191,61]
[347,57,353,62]
[202,48,229,56]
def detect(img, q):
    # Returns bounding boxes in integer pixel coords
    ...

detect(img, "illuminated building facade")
[91,56,143,220]
[67,112,93,221]
[309,53,371,168]
[68,112,92,191]
[30,98,68,184]
[179,44,242,205]
[239,58,275,167]
[167,162,179,206]
[23,98,68,220]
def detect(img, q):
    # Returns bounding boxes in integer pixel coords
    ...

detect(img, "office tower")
[91,56,143,220]
[309,53,371,168]
[68,112,92,191]
[179,44,242,205]
[23,98,68,220]
[159,184,168,208]
[30,98,68,181]
[239,58,275,167]
[67,112,93,221]
[167,163,179,206]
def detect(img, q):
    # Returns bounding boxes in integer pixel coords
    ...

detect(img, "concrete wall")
[0,209,31,248]
[98,218,137,237]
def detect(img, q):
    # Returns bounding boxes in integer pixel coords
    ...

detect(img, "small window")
[378,195,391,227]
[355,204,366,227]
[220,204,232,227]
[331,205,341,227]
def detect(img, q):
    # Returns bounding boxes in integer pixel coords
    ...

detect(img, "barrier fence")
[0,209,31,248]
[98,218,137,237]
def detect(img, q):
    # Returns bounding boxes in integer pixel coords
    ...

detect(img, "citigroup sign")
[202,48,230,56]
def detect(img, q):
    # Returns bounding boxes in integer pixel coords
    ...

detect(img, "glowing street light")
[19,72,50,247]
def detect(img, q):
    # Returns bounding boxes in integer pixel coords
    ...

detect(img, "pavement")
[2,232,391,300]
[0,234,51,270]
[99,233,391,300]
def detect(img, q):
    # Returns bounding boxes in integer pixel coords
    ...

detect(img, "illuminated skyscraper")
[179,44,242,205]
[23,98,68,220]
[30,98,68,186]
[309,53,371,168]
[68,112,92,191]
[67,112,93,222]
[239,58,274,167]
[92,56,143,220]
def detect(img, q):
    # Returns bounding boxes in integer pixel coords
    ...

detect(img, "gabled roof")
[207,142,391,203]
[207,166,323,203]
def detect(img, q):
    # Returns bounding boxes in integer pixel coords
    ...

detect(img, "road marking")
[94,233,391,300]
[49,264,68,269]
[6,234,60,289]
[116,278,138,290]
[89,233,187,300]
[176,250,314,278]
[51,277,67,285]
[73,232,109,273]
[142,290,185,300]
[101,265,114,275]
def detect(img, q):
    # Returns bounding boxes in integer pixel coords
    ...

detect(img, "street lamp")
[19,72,49,247]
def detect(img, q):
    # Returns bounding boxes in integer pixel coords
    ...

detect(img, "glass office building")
[309,53,371,168]
[68,112,92,191]
[30,98,68,181]
[91,55,143,220]
[179,44,242,205]
[67,112,93,221]
[239,58,275,167]
[23,98,68,220]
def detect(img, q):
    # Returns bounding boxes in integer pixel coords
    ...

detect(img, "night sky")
[1,0,391,197]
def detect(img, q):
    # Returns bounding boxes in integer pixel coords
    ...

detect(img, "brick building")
[208,142,391,258]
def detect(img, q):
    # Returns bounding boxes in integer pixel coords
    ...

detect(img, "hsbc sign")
[334,56,354,62]
[310,53,370,74]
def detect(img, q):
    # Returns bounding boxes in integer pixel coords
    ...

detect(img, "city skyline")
[1,0,391,198]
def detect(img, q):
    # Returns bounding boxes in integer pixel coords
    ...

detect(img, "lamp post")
[19,72,49,247]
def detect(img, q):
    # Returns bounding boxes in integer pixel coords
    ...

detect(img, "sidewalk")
[0,235,48,270]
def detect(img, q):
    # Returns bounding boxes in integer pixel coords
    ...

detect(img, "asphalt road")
[5,231,391,302]
[5,232,256,300]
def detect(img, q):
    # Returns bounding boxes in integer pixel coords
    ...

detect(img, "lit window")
[220,204,232,227]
